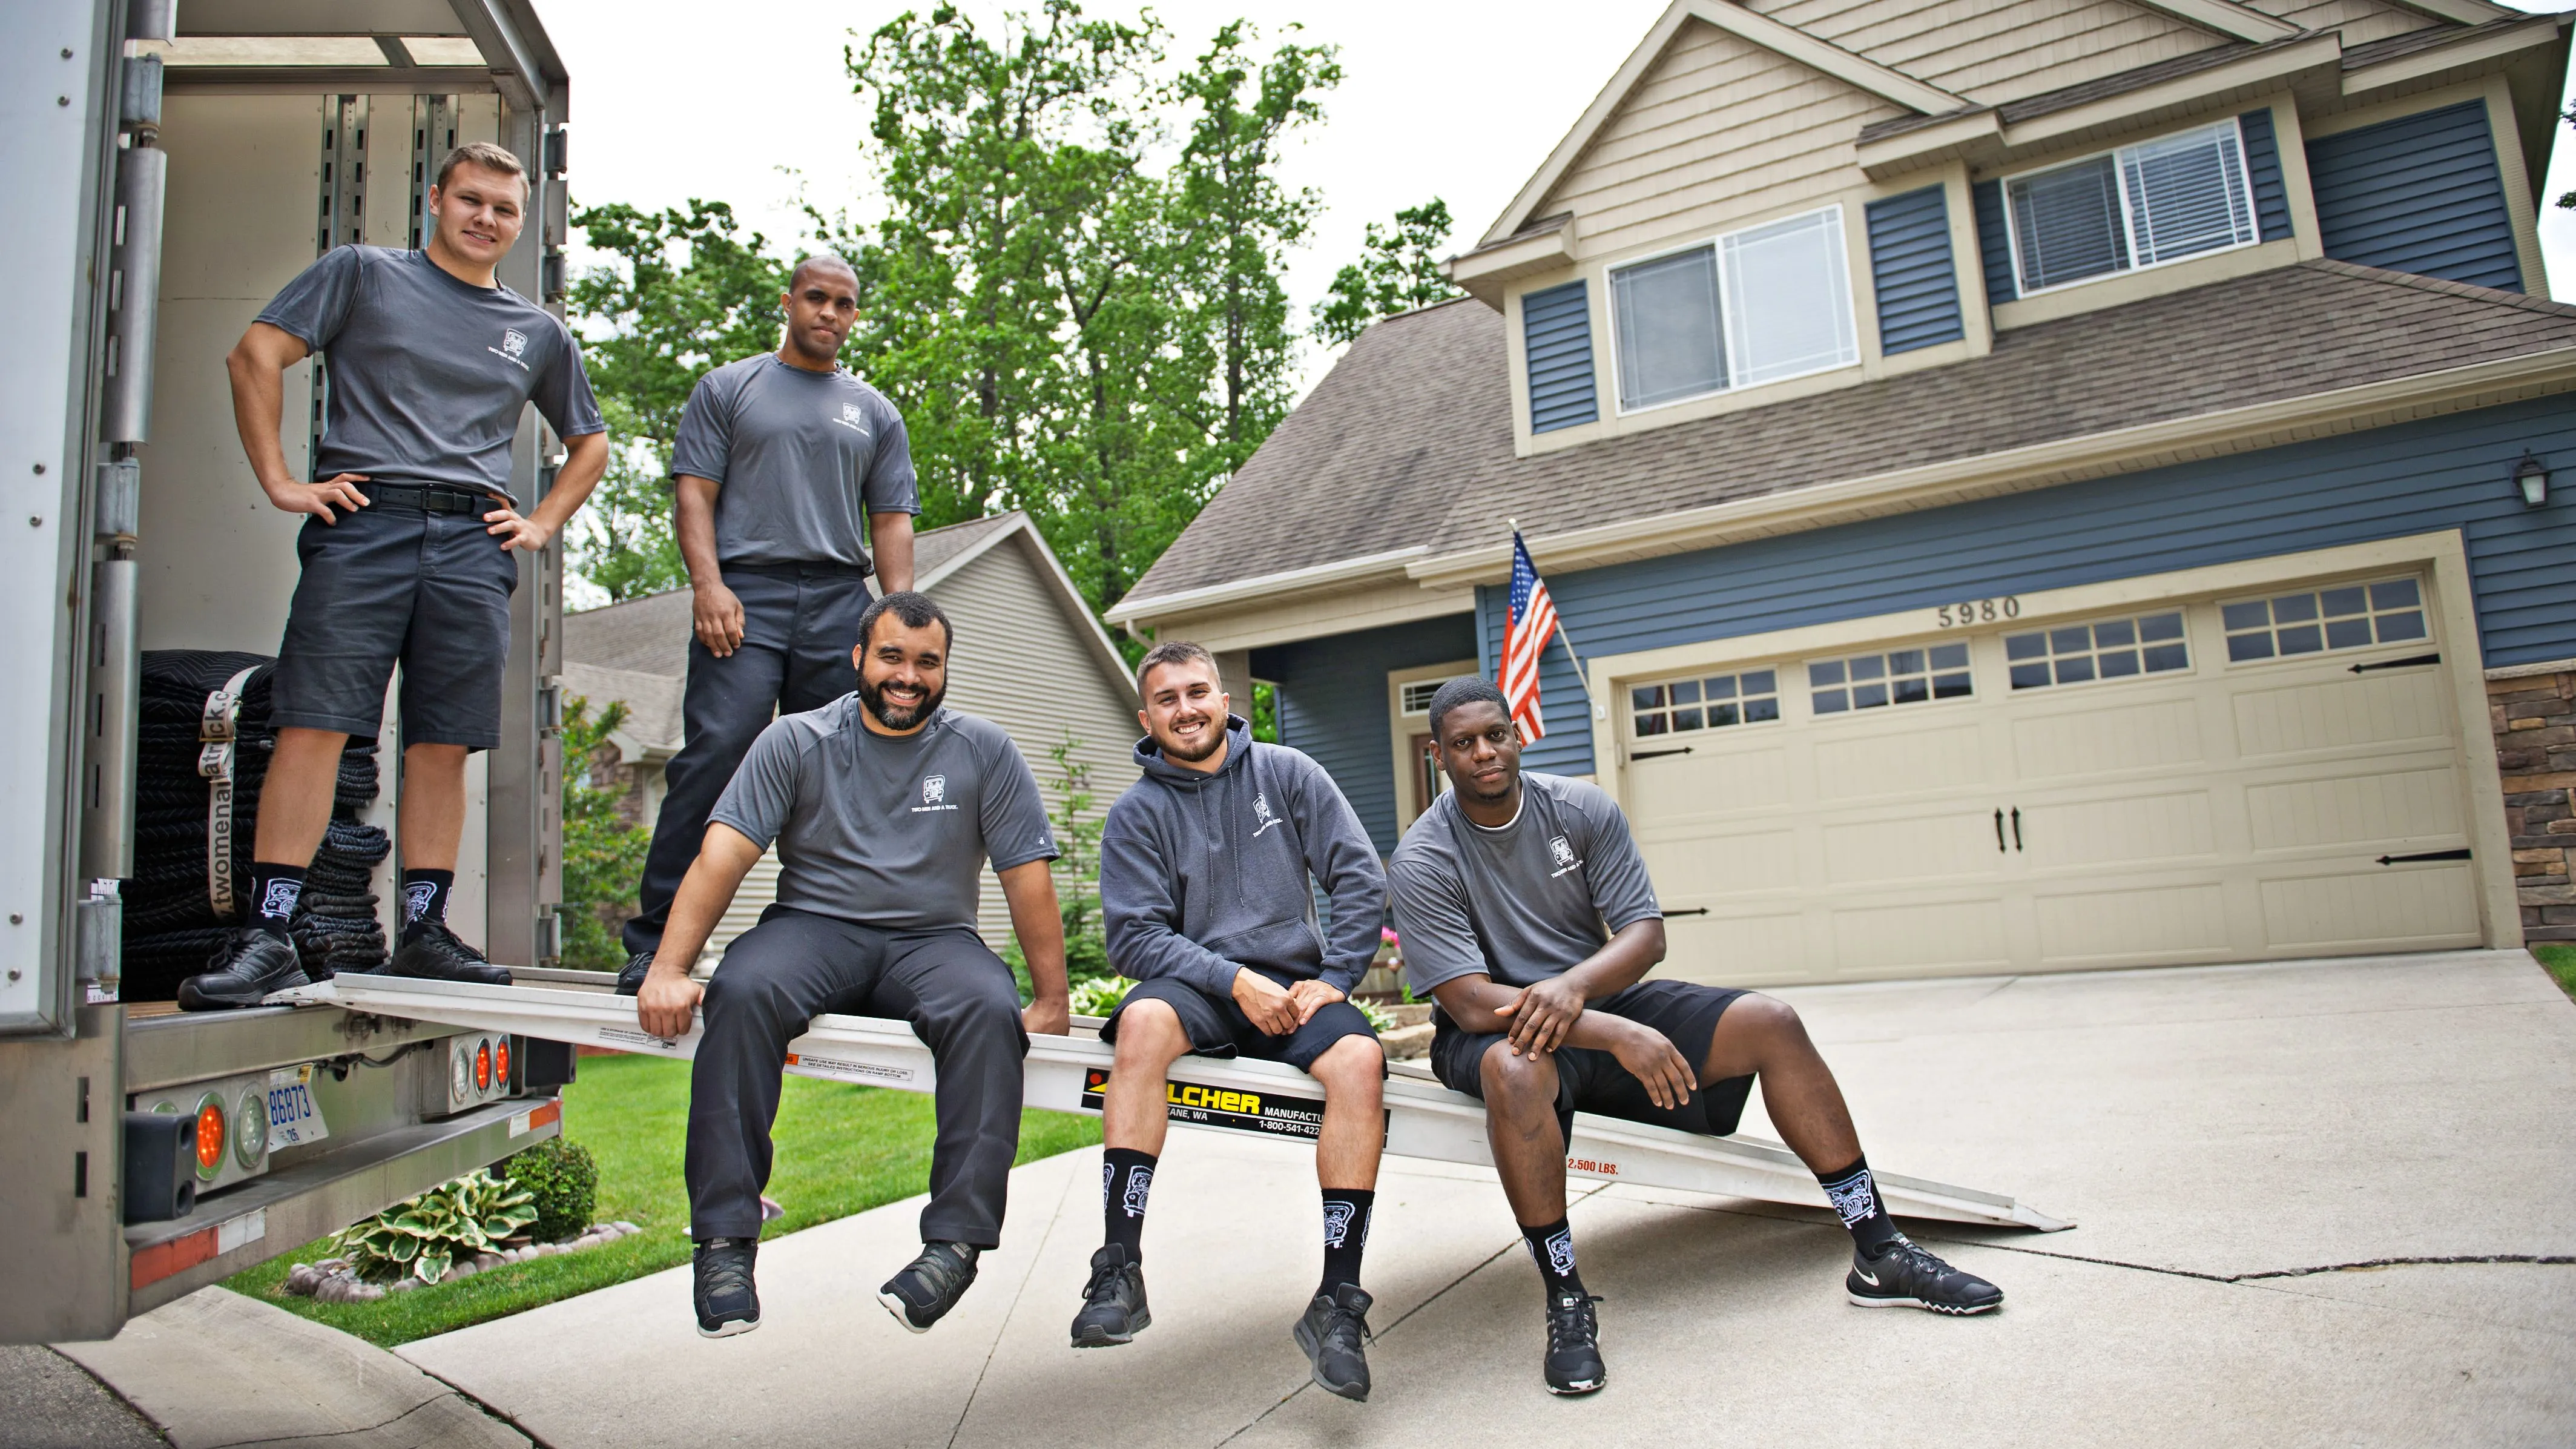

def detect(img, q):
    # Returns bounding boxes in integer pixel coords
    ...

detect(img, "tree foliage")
[1314,197,1464,348]
[566,201,789,600]
[556,695,651,971]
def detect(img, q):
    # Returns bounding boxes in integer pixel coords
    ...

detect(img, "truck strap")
[196,665,258,920]
[271,974,2070,1232]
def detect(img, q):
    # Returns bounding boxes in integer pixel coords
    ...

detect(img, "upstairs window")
[1610,206,1857,412]
[2005,120,2258,295]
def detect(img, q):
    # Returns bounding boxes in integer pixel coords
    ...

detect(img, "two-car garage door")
[1624,569,2487,986]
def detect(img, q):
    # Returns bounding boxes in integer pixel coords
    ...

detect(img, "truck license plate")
[265,1065,328,1149]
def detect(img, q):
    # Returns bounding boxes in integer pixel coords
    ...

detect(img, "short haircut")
[1136,638,1217,693]
[856,590,951,651]
[433,141,527,195]
[1426,676,1510,741]
[789,253,859,290]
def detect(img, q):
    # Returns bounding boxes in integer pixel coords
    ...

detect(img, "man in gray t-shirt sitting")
[1388,679,2003,1398]
[634,592,1072,1341]
[618,254,920,994]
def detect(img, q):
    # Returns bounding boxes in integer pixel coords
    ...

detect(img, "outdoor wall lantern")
[2514,451,2550,509]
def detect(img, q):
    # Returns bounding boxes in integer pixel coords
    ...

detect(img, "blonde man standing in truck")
[181,142,608,1009]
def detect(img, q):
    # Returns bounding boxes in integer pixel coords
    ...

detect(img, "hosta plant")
[1068,975,1127,1018]
[337,1169,538,1285]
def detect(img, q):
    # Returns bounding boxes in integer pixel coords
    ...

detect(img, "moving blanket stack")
[120,650,391,1000]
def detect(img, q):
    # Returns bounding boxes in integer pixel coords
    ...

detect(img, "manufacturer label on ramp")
[1079,1067,1326,1140]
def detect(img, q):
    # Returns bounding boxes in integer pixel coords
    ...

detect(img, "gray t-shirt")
[1388,773,1661,996]
[668,354,919,569]
[708,699,1057,934]
[256,246,603,506]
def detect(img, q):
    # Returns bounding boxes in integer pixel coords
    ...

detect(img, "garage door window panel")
[1810,644,1970,715]
[2006,612,2189,690]
[2222,578,2426,662]
[1633,668,1779,737]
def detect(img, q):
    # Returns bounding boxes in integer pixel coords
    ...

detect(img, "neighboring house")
[565,511,1140,956]
[1108,0,2576,988]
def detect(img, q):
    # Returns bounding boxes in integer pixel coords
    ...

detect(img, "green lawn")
[225,1052,1100,1347]
[2537,943,2576,1002]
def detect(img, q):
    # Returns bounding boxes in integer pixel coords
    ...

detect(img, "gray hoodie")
[1100,716,1387,997]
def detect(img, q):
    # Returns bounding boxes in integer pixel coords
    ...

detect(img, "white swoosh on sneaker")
[1855,1268,1880,1287]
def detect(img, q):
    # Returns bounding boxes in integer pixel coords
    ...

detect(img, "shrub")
[337,1170,536,1284]
[1069,976,1127,1017]
[504,1136,599,1244]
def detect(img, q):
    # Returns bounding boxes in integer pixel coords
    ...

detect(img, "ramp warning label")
[1079,1068,1326,1141]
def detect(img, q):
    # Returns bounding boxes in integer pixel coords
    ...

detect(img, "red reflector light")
[495,1038,510,1086]
[475,1040,492,1092]
[194,1099,225,1173]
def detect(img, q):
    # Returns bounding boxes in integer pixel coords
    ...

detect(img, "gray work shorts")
[268,489,519,749]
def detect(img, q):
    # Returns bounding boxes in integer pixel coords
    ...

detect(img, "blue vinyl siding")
[2238,107,2294,242]
[1251,612,1479,854]
[2307,101,2521,292]
[1480,394,2576,775]
[1523,281,1599,433]
[1866,186,1966,354]
[1970,179,2017,305]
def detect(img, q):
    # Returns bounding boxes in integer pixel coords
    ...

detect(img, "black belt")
[363,483,498,515]
[723,559,875,579]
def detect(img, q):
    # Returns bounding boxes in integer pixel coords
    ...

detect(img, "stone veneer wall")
[2491,664,2576,943]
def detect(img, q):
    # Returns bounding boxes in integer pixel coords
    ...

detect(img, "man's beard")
[1158,713,1225,764]
[858,674,944,731]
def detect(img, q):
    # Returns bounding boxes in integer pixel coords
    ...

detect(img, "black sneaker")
[878,1241,979,1333]
[693,1237,760,1338]
[1291,1282,1373,1402]
[385,921,513,986]
[177,929,311,1011]
[614,949,654,996]
[1069,1244,1150,1347]
[1541,1289,1607,1396]
[1846,1236,2004,1315]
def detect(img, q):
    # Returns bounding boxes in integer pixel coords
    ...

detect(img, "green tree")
[567,200,789,599]
[1000,734,1112,994]
[1314,197,1463,347]
[556,695,651,971]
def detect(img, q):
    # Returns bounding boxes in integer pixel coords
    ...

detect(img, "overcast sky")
[541,0,2576,402]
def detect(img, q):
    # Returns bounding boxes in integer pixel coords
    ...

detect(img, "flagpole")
[1509,520,1602,721]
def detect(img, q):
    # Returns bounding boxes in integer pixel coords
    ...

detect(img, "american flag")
[1501,532,1559,742]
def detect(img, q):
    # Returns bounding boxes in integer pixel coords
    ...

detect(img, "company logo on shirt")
[1251,791,1282,839]
[1547,834,1583,879]
[911,774,958,813]
[487,327,531,372]
[831,400,871,436]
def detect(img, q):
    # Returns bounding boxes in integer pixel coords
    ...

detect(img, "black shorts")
[1102,972,1383,1074]
[269,492,519,749]
[1430,979,1754,1139]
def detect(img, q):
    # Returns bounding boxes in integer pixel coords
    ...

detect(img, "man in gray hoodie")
[1075,640,1389,1402]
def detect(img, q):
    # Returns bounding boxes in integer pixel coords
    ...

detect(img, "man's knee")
[1309,1035,1384,1099]
[1111,997,1190,1066]
[699,967,800,1040]
[1729,992,1808,1045]
[1478,1043,1557,1112]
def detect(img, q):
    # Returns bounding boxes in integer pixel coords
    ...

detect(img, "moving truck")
[1,0,582,1343]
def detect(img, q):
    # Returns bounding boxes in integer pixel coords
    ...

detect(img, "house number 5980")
[1936,596,2020,627]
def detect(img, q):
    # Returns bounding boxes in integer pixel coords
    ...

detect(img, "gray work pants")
[685,905,1029,1246]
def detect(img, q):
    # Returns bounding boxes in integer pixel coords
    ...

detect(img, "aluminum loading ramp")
[272,974,2070,1232]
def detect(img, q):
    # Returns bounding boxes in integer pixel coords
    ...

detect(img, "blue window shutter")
[1523,281,1598,433]
[1971,179,2017,304]
[2237,108,2293,242]
[1865,186,1965,354]
[2305,100,2520,292]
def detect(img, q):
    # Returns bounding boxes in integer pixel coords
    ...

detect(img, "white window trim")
[2000,118,2260,300]
[1605,203,1860,418]
[1626,666,1788,742]
[2001,609,2196,692]
[1802,642,1978,721]
[2215,574,2433,670]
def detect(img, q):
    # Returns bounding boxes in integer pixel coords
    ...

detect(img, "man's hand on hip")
[483,503,555,553]
[1233,968,1299,1036]
[263,473,371,523]
[637,963,703,1040]
[693,579,746,658]
[1023,994,1070,1037]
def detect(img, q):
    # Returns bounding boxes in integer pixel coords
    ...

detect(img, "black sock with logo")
[1319,1188,1374,1293]
[247,862,305,944]
[1817,1155,1902,1256]
[400,868,455,942]
[1102,1147,1157,1259]
[1521,1217,1583,1297]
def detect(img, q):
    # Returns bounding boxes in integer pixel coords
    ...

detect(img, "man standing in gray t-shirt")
[616,253,921,992]
[635,592,1071,1342]
[181,141,608,1011]
[1388,678,2004,1398]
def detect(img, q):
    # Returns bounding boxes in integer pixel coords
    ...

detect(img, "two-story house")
[1106,0,2576,988]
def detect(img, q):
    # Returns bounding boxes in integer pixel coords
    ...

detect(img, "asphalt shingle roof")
[1128,262,2576,602]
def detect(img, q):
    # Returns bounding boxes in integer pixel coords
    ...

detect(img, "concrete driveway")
[400,949,2576,1447]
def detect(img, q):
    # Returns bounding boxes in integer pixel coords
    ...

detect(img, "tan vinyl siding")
[705,527,1139,963]
[1748,0,2223,105]
[1544,21,1904,260]
[2244,0,2433,47]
